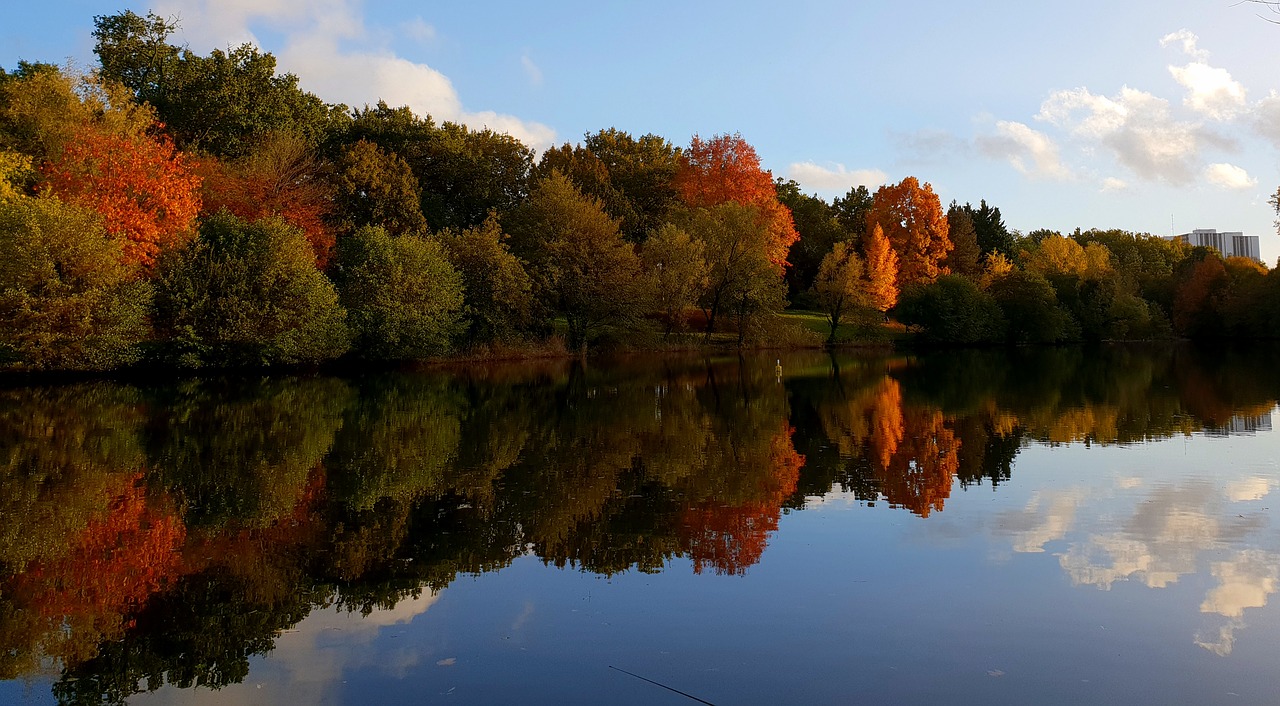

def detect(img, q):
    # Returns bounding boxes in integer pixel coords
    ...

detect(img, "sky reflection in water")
[2,345,1279,705]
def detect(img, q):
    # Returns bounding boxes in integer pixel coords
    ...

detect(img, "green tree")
[332,226,464,360]
[674,202,785,340]
[92,11,346,157]
[778,179,850,303]
[153,212,350,366]
[641,222,708,338]
[896,275,1006,344]
[332,140,427,236]
[0,196,150,370]
[964,200,1015,259]
[945,202,981,276]
[506,171,644,349]
[812,241,867,343]
[987,270,1076,343]
[439,214,534,343]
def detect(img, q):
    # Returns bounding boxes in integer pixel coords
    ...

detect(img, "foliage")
[439,214,534,343]
[863,223,900,313]
[778,178,851,303]
[197,131,333,266]
[987,270,1077,343]
[867,177,952,288]
[963,199,1015,258]
[812,241,867,343]
[675,133,798,268]
[0,196,151,370]
[641,222,708,337]
[153,212,350,366]
[332,226,464,360]
[944,202,981,276]
[93,11,346,156]
[507,171,644,349]
[332,139,427,236]
[895,275,1006,344]
[674,202,787,340]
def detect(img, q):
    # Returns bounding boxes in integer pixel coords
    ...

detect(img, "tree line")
[3,11,1279,372]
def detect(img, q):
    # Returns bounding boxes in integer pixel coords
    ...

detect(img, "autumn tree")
[675,132,798,268]
[641,223,708,338]
[866,177,952,288]
[0,196,151,370]
[153,212,350,366]
[863,223,900,314]
[583,128,682,241]
[198,131,333,265]
[438,214,534,343]
[812,241,867,343]
[331,226,464,360]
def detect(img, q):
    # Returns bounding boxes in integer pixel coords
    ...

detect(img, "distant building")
[1163,229,1261,261]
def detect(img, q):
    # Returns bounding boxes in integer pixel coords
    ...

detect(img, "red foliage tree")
[41,126,201,268]
[675,133,799,269]
[197,133,334,266]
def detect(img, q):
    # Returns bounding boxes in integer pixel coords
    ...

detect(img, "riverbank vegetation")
[2,10,1280,372]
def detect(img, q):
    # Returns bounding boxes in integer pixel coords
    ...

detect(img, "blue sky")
[5,0,1280,262]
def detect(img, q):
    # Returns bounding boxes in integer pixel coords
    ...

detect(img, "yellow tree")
[866,177,951,288]
[863,223,900,313]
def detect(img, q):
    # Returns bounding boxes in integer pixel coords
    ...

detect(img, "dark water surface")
[3,345,1280,705]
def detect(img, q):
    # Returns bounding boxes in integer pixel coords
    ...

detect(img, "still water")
[2,345,1279,705]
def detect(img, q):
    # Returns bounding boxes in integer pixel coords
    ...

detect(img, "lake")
[2,345,1279,705]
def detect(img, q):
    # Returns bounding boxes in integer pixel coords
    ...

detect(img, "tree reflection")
[2,344,1279,701]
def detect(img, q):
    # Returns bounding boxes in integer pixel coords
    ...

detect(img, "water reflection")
[2,344,1279,702]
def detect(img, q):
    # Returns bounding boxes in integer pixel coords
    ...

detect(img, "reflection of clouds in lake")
[1224,476,1275,502]
[998,488,1088,553]
[1057,481,1266,590]
[1195,550,1280,656]
[135,590,442,706]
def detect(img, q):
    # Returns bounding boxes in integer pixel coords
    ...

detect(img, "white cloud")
[155,0,557,150]
[1252,91,1280,147]
[1100,177,1128,192]
[521,55,544,87]
[1204,162,1257,190]
[1160,29,1209,62]
[1037,86,1201,184]
[1168,62,1247,120]
[976,121,1072,180]
[786,161,888,192]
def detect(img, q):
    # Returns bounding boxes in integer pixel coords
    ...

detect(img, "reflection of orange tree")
[679,423,804,575]
[4,472,185,671]
[817,377,958,517]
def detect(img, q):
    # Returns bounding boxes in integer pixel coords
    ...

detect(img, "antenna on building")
[1171,214,1174,238]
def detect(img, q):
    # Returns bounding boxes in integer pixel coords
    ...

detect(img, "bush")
[0,196,151,370]
[154,211,350,367]
[332,226,465,360]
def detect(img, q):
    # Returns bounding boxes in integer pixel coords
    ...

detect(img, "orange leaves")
[11,472,185,632]
[863,223,900,312]
[676,133,798,268]
[196,133,334,267]
[680,423,804,575]
[866,177,951,288]
[40,126,201,268]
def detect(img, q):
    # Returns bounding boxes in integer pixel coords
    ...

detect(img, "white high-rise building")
[1164,229,1261,261]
